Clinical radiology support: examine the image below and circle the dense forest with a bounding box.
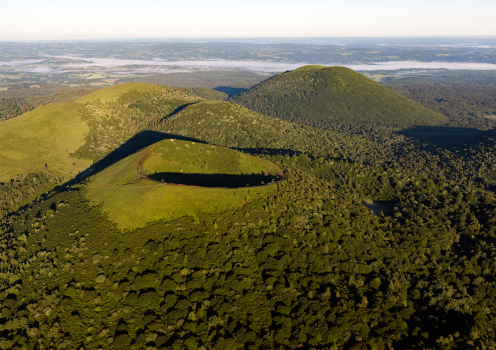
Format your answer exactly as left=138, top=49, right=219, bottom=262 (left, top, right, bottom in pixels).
left=1, top=149, right=496, bottom=349
left=385, top=83, right=496, bottom=129
left=230, top=66, right=448, bottom=129
left=0, top=67, right=495, bottom=349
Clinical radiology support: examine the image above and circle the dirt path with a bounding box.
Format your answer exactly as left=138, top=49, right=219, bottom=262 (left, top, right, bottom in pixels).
left=136, top=143, right=157, bottom=179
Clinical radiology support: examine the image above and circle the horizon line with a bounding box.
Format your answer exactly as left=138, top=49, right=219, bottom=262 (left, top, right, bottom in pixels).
left=2, top=36, right=496, bottom=44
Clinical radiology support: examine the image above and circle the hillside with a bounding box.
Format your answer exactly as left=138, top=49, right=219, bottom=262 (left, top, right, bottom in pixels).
left=384, top=82, right=496, bottom=129
left=158, top=100, right=382, bottom=160
left=230, top=66, right=449, bottom=128
left=82, top=139, right=282, bottom=229
left=0, top=86, right=97, bottom=122
left=69, top=84, right=200, bottom=164
left=1, top=142, right=496, bottom=349
left=73, top=82, right=174, bottom=104
left=0, top=82, right=202, bottom=212
left=157, top=100, right=496, bottom=190
left=1, top=80, right=496, bottom=349
left=181, top=87, right=229, bottom=101
left=0, top=102, right=92, bottom=181
left=0, top=82, right=200, bottom=183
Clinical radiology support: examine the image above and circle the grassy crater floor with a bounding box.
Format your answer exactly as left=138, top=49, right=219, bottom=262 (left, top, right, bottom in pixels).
left=140, top=139, right=284, bottom=187
left=83, top=139, right=284, bottom=230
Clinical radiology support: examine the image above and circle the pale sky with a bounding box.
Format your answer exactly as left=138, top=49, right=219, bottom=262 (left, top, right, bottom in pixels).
left=1, top=0, right=495, bottom=40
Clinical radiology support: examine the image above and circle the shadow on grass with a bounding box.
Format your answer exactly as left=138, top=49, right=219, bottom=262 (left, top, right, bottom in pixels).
left=59, top=131, right=206, bottom=189
left=91, top=131, right=204, bottom=171
left=57, top=129, right=302, bottom=193
left=146, top=172, right=282, bottom=188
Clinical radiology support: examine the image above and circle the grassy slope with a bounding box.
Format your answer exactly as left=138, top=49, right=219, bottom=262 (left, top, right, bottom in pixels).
left=83, top=140, right=278, bottom=230
left=0, top=82, right=202, bottom=183
left=0, top=86, right=97, bottom=122
left=0, top=82, right=205, bottom=218
left=142, top=139, right=279, bottom=176
left=74, top=82, right=168, bottom=104
left=0, top=102, right=92, bottom=181
left=86, top=147, right=148, bottom=187
left=70, top=85, right=201, bottom=164
left=230, top=66, right=449, bottom=128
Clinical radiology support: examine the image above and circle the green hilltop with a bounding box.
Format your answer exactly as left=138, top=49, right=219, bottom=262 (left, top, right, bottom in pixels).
left=288, top=64, right=327, bottom=73
left=230, top=66, right=449, bottom=128
left=82, top=139, right=281, bottom=230
left=74, top=82, right=172, bottom=104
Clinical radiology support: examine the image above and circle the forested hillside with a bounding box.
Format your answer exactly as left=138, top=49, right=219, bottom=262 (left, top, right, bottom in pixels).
left=1, top=146, right=496, bottom=349
left=0, top=73, right=495, bottom=349
left=385, top=83, right=496, bottom=129
left=230, top=66, right=448, bottom=129
left=181, top=88, right=229, bottom=101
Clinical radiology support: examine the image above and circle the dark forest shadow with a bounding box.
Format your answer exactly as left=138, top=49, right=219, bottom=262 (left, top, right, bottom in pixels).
left=146, top=172, right=282, bottom=188
left=91, top=131, right=205, bottom=171
left=361, top=200, right=392, bottom=216
left=394, top=305, right=475, bottom=349
left=160, top=103, right=196, bottom=121
left=233, top=147, right=303, bottom=158
left=213, top=86, right=248, bottom=97
left=397, top=125, right=492, bottom=149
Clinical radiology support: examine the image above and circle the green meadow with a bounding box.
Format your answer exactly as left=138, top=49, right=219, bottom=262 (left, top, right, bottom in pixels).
left=0, top=102, right=91, bottom=181
left=83, top=139, right=281, bottom=230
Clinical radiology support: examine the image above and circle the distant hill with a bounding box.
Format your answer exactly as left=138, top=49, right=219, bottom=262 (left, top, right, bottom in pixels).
left=230, top=66, right=449, bottom=128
